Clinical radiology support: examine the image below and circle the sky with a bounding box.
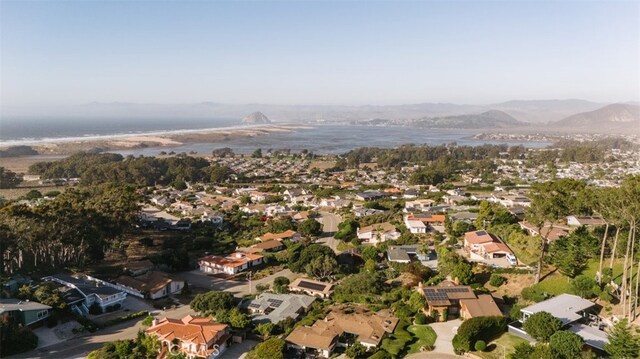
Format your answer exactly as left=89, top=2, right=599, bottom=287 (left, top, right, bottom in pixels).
left=1, top=0, right=639, bottom=107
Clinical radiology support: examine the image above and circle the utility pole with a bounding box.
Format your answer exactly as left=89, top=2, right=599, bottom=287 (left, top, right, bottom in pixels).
left=248, top=272, right=252, bottom=295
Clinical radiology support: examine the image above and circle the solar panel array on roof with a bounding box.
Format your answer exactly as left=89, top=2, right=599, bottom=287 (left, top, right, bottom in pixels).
left=476, top=230, right=487, bottom=236
left=297, top=280, right=327, bottom=292
left=440, top=287, right=469, bottom=293
left=249, top=303, right=261, bottom=309
left=267, top=299, right=284, bottom=308
left=424, top=292, right=449, bottom=301
left=425, top=288, right=435, bottom=293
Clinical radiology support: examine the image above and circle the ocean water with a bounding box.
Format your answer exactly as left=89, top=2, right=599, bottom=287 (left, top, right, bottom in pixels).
left=117, top=125, right=551, bottom=156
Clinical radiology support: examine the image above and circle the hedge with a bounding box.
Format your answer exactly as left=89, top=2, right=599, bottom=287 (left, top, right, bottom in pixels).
left=452, top=316, right=507, bottom=354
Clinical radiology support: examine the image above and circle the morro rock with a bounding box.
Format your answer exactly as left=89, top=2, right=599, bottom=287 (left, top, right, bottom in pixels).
left=242, top=111, right=272, bottom=124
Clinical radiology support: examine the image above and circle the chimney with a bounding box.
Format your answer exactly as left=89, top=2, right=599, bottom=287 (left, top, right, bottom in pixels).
left=151, top=319, right=158, bottom=327
left=417, top=281, right=423, bottom=291
left=454, top=277, right=460, bottom=285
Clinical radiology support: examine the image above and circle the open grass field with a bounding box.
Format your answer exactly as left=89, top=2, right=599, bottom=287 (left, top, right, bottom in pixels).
left=475, top=333, right=530, bottom=359
left=536, top=259, right=626, bottom=296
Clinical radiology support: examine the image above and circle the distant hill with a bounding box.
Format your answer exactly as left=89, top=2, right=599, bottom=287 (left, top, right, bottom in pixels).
left=552, top=103, right=640, bottom=132
left=242, top=111, right=272, bottom=124
left=491, top=99, right=604, bottom=123
left=411, top=110, right=526, bottom=129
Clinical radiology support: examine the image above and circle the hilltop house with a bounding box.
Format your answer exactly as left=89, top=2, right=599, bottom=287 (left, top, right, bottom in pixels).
left=0, top=299, right=51, bottom=328
left=146, top=315, right=232, bottom=358
left=198, top=252, right=264, bottom=275
left=43, top=273, right=127, bottom=316
left=113, top=271, right=184, bottom=300
left=241, top=293, right=316, bottom=324
left=419, top=281, right=502, bottom=322
left=509, top=294, right=608, bottom=351
left=289, top=278, right=334, bottom=298
left=463, top=230, right=517, bottom=267
left=256, top=230, right=302, bottom=242
left=357, top=222, right=400, bottom=244
left=285, top=306, right=399, bottom=358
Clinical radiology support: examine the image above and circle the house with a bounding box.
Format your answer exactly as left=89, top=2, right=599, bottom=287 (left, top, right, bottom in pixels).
left=139, top=206, right=181, bottom=227
left=509, top=294, right=608, bottom=351
left=355, top=191, right=386, bottom=201
left=464, top=230, right=517, bottom=267
left=241, top=293, right=316, bottom=324
left=251, top=240, right=285, bottom=253
left=124, top=259, right=155, bottom=276
left=459, top=294, right=503, bottom=320
left=285, top=306, right=399, bottom=358
left=113, top=271, right=184, bottom=300
left=198, top=252, right=264, bottom=275
left=357, top=222, right=400, bottom=244
left=146, top=315, right=232, bottom=358
left=43, top=273, right=127, bottom=316
left=289, top=278, right=334, bottom=298
left=404, top=216, right=427, bottom=234
left=404, top=198, right=435, bottom=212
left=449, top=212, right=478, bottom=223
left=407, top=213, right=446, bottom=226
left=519, top=221, right=570, bottom=242
left=386, top=245, right=438, bottom=270
left=566, top=216, right=606, bottom=227
left=0, top=299, right=51, bottom=328
left=419, top=281, right=477, bottom=321
left=256, top=230, right=302, bottom=242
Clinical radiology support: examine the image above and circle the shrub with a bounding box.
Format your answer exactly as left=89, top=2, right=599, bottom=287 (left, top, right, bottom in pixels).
left=452, top=316, right=506, bottom=354
left=521, top=285, right=547, bottom=302
left=415, top=312, right=427, bottom=325
left=89, top=303, right=103, bottom=315
left=522, top=311, right=562, bottom=342
left=489, top=274, right=506, bottom=287
left=474, top=340, right=487, bottom=352
left=550, top=331, right=584, bottom=359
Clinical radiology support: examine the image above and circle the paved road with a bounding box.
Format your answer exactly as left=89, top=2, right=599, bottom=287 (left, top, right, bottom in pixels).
left=316, top=211, right=342, bottom=254
left=181, top=268, right=299, bottom=296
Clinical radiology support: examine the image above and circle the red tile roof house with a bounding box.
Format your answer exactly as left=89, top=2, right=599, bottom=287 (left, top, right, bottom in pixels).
left=198, top=252, right=264, bottom=275
left=146, top=315, right=232, bottom=358
left=463, top=230, right=517, bottom=267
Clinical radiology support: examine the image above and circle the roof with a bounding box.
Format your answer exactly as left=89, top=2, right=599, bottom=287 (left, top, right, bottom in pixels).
left=199, top=252, right=264, bottom=268
left=568, top=323, right=609, bottom=350
left=521, top=294, right=596, bottom=325
left=460, top=295, right=503, bottom=318
left=252, top=240, right=285, bottom=251
left=405, top=219, right=427, bottom=229
left=422, top=285, right=476, bottom=307
left=124, top=259, right=154, bottom=272
left=387, top=247, right=411, bottom=262
left=0, top=299, right=51, bottom=313
left=241, top=293, right=316, bottom=324
left=146, top=316, right=229, bottom=349
left=286, top=307, right=398, bottom=349
left=464, top=230, right=495, bottom=244
left=258, top=230, right=299, bottom=241
left=482, top=242, right=513, bottom=254
left=408, top=214, right=446, bottom=223
left=519, top=221, right=570, bottom=242
left=116, top=271, right=180, bottom=294
left=289, top=277, right=334, bottom=295
left=568, top=216, right=606, bottom=226
left=44, top=273, right=123, bottom=299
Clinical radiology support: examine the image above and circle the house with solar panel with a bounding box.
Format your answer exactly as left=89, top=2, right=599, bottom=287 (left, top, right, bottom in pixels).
left=288, top=277, right=334, bottom=298
left=240, top=293, right=316, bottom=324
left=418, top=281, right=502, bottom=322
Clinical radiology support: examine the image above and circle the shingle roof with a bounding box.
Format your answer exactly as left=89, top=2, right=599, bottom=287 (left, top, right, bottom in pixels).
left=0, top=299, right=51, bottom=313
left=241, top=293, right=316, bottom=324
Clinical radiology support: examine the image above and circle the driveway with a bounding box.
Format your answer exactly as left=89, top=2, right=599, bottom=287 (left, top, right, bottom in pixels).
left=180, top=268, right=300, bottom=296
left=428, top=319, right=462, bottom=355
left=317, top=211, right=341, bottom=254
left=219, top=339, right=258, bottom=359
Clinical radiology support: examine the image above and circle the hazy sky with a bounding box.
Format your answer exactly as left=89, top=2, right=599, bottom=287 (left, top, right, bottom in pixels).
left=1, top=1, right=639, bottom=107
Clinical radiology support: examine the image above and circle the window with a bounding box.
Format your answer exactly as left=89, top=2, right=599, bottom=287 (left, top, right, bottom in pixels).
left=37, top=310, right=48, bottom=319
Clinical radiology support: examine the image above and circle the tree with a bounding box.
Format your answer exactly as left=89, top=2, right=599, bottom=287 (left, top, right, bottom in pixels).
left=298, top=218, right=322, bottom=237
left=530, top=343, right=555, bottom=359
left=255, top=322, right=274, bottom=337
left=228, top=307, right=250, bottom=329
left=408, top=291, right=427, bottom=312
left=474, top=340, right=487, bottom=352
left=273, top=276, right=290, bottom=293
left=550, top=331, right=584, bottom=359
left=548, top=227, right=598, bottom=278
left=0, top=317, right=38, bottom=356
left=190, top=291, right=234, bottom=315
left=305, top=255, right=338, bottom=280
left=605, top=319, right=640, bottom=359
left=571, top=275, right=597, bottom=298
left=345, top=342, right=367, bottom=358
left=335, top=218, right=359, bottom=241
left=522, top=312, right=562, bottom=342
left=364, top=259, right=376, bottom=273
left=252, top=148, right=263, bottom=158
left=252, top=337, right=285, bottom=359
left=0, top=167, right=22, bottom=189
left=510, top=343, right=534, bottom=359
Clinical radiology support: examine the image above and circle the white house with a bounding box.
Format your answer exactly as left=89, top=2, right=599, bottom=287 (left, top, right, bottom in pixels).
left=357, top=222, right=400, bottom=244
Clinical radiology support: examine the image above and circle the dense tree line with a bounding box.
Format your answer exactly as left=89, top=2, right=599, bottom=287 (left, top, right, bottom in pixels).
left=0, top=167, right=22, bottom=189
left=0, top=185, right=140, bottom=274
left=27, top=152, right=233, bottom=186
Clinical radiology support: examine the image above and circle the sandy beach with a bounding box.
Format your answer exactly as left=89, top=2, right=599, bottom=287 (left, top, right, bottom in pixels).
left=0, top=124, right=306, bottom=157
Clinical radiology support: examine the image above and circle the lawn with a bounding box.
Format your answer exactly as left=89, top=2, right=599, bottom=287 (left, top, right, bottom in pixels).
left=475, top=333, right=530, bottom=359
left=380, top=320, right=413, bottom=357
left=406, top=324, right=437, bottom=354
left=536, top=259, right=625, bottom=296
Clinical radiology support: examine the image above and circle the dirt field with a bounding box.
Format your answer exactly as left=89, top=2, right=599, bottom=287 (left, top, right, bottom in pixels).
left=0, top=155, right=64, bottom=173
